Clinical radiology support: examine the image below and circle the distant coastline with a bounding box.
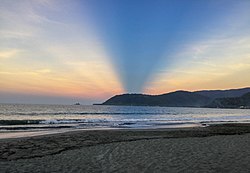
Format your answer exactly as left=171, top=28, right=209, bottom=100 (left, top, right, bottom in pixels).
left=98, top=87, right=250, bottom=109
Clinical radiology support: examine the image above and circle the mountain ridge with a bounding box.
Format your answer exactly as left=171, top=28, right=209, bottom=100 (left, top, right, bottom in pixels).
left=206, top=92, right=250, bottom=109
left=100, top=87, right=250, bottom=108
left=195, top=87, right=250, bottom=99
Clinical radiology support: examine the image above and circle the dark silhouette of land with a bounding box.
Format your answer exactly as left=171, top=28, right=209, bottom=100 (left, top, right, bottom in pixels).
left=207, top=92, right=250, bottom=108
left=100, top=87, right=250, bottom=108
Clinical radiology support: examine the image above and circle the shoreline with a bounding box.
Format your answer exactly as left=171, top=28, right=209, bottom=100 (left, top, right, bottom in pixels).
left=1, top=120, right=250, bottom=140
left=1, top=123, right=250, bottom=160
left=1, top=123, right=250, bottom=172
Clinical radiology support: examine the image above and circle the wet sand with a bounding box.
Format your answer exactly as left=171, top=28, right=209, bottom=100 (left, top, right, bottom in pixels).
left=1, top=123, right=250, bottom=172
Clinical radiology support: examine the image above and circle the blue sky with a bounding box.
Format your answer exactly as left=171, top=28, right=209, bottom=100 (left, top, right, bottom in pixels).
left=1, top=0, right=250, bottom=104
left=83, top=0, right=250, bottom=92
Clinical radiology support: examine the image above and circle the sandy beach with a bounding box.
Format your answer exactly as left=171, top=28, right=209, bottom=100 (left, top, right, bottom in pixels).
left=1, top=123, right=250, bottom=173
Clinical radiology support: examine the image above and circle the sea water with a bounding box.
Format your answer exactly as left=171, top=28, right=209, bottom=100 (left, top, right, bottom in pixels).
left=1, top=104, right=250, bottom=138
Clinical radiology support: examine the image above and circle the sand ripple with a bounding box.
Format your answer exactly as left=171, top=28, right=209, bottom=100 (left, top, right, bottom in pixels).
left=1, top=124, right=250, bottom=172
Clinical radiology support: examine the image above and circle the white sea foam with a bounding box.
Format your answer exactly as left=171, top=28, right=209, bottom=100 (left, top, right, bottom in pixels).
left=1, top=104, right=250, bottom=133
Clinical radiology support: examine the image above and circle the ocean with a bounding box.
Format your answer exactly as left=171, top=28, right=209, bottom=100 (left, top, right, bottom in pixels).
left=1, top=104, right=250, bottom=138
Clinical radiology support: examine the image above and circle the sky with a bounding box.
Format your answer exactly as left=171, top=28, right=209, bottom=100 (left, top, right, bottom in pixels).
left=1, top=0, right=250, bottom=104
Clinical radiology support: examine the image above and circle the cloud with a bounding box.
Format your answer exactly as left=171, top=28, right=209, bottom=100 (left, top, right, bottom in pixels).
left=0, top=0, right=123, bottom=102
left=0, top=49, right=21, bottom=59
left=146, top=33, right=250, bottom=94
left=1, top=0, right=250, bottom=104
left=36, top=68, right=51, bottom=74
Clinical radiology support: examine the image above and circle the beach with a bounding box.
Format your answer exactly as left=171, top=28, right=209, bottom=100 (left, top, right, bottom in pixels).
left=2, top=0, right=250, bottom=172
left=0, top=123, right=250, bottom=172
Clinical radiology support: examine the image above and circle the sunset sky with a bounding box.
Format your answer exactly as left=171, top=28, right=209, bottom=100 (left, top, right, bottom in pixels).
left=1, top=0, right=250, bottom=104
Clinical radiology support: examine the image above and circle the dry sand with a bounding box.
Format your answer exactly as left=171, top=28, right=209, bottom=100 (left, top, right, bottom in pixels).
left=1, top=124, right=250, bottom=173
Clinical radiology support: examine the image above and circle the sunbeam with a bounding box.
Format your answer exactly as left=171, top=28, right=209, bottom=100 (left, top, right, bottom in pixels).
left=1, top=0, right=250, bottom=104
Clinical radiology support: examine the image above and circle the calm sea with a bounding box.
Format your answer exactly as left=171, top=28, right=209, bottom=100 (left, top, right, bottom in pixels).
left=1, top=104, right=250, bottom=138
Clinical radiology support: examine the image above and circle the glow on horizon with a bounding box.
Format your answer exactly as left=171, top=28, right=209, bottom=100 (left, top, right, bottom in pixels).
left=0, top=0, right=123, bottom=103
left=145, top=29, right=250, bottom=94
left=1, top=0, right=250, bottom=104
left=144, top=0, right=250, bottom=94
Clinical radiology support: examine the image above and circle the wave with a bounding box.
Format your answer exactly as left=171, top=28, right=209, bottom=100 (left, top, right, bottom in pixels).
left=0, top=125, right=73, bottom=131
left=0, top=112, right=175, bottom=116
left=1, top=117, right=249, bottom=126
left=0, top=118, right=192, bottom=125
left=0, top=120, right=41, bottom=125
